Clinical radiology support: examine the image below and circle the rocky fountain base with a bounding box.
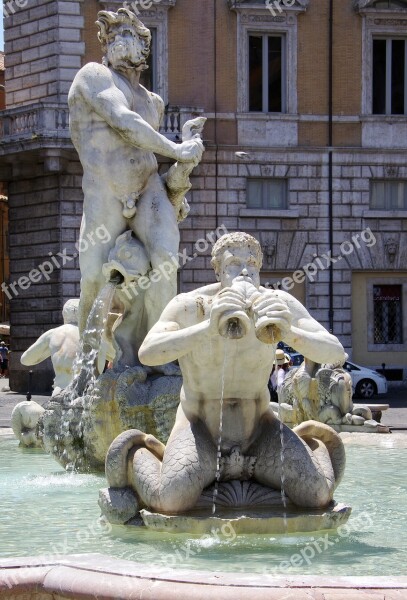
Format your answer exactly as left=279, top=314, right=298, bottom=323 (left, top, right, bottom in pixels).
left=39, top=366, right=181, bottom=471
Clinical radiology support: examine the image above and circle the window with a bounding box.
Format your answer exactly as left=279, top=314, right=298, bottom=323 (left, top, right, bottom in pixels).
left=249, top=34, right=285, bottom=113
left=372, top=1, right=407, bottom=7
left=373, top=284, right=403, bottom=343
left=370, top=180, right=407, bottom=209
left=232, top=2, right=307, bottom=116
left=246, top=178, right=287, bottom=209
left=140, top=28, right=157, bottom=92
left=373, top=37, right=407, bottom=114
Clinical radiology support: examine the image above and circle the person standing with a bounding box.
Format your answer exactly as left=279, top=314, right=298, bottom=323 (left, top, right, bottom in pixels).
left=0, top=341, right=9, bottom=378
left=269, top=349, right=290, bottom=392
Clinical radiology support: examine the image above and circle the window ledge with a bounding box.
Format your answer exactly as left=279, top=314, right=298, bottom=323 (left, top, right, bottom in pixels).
left=237, top=113, right=298, bottom=121
left=228, top=0, right=308, bottom=11
left=368, top=344, right=407, bottom=352
left=355, top=5, right=407, bottom=16
left=363, top=210, right=407, bottom=218
left=361, top=115, right=407, bottom=123
left=240, top=208, right=299, bottom=218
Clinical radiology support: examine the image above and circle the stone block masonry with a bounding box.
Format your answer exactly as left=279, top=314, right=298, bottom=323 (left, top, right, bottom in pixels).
left=7, top=158, right=83, bottom=393
left=4, top=142, right=406, bottom=390
left=181, top=149, right=407, bottom=360
left=4, top=0, right=85, bottom=108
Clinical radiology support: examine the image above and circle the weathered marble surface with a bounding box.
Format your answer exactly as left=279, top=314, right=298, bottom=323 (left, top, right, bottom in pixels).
left=276, top=360, right=383, bottom=432
left=11, top=400, right=45, bottom=447
left=140, top=502, right=352, bottom=535
left=35, top=7, right=206, bottom=471
left=41, top=366, right=181, bottom=471
left=101, top=232, right=348, bottom=524
left=21, top=300, right=80, bottom=397
left=68, top=7, right=205, bottom=368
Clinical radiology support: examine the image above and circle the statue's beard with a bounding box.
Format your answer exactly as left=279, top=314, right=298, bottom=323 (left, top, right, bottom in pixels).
left=108, top=43, right=146, bottom=71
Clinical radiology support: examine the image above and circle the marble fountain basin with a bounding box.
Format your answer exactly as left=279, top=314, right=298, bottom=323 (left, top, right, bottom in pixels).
left=1, top=432, right=407, bottom=599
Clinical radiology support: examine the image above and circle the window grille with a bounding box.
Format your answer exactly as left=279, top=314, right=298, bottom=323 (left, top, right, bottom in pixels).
left=373, top=284, right=403, bottom=343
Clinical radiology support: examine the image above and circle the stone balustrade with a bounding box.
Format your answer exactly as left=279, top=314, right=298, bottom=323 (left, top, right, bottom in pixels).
left=0, top=104, right=205, bottom=145
left=162, top=106, right=206, bottom=140
left=0, top=104, right=70, bottom=141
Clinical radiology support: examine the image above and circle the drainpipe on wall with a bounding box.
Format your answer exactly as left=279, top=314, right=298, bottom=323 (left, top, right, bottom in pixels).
left=214, top=0, right=219, bottom=228
left=328, top=0, right=334, bottom=333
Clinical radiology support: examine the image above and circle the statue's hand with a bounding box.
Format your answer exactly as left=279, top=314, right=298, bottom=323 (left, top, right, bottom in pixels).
left=208, top=287, right=247, bottom=336
left=252, top=293, right=292, bottom=338
left=175, top=138, right=205, bottom=165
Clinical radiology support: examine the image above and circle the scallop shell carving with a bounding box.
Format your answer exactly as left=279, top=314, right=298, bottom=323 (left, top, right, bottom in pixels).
left=195, top=480, right=290, bottom=509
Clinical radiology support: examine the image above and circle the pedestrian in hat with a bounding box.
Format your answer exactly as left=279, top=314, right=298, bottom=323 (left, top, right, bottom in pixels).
left=269, top=349, right=290, bottom=396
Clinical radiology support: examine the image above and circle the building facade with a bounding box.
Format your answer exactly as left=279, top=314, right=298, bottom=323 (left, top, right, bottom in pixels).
left=0, top=0, right=406, bottom=391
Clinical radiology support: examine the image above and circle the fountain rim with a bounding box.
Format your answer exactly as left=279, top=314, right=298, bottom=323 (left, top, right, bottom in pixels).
left=1, top=554, right=407, bottom=599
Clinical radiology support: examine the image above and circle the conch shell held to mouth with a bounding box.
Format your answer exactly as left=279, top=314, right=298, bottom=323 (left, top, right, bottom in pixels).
left=218, top=279, right=281, bottom=343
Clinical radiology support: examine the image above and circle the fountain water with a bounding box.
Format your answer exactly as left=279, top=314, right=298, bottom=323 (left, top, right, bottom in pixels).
left=212, top=342, right=228, bottom=515
left=67, top=280, right=117, bottom=401
left=39, top=282, right=119, bottom=471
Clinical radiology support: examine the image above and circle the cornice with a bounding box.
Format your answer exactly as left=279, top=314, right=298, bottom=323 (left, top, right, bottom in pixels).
left=228, top=0, right=308, bottom=11
left=354, top=0, right=407, bottom=12
left=97, top=0, right=176, bottom=11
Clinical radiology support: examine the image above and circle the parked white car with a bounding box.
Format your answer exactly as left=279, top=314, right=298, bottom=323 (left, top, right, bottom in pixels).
left=343, top=360, right=388, bottom=399
left=287, top=353, right=388, bottom=400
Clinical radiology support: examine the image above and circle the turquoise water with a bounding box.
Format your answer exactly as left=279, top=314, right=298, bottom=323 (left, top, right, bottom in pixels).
left=1, top=435, right=406, bottom=576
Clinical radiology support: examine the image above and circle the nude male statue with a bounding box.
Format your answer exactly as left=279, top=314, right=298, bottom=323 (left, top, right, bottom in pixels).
left=107, top=233, right=347, bottom=514
left=21, top=300, right=80, bottom=397
left=68, top=8, right=204, bottom=335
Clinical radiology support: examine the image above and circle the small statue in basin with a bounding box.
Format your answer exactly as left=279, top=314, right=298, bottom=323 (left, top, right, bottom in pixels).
left=104, top=232, right=348, bottom=519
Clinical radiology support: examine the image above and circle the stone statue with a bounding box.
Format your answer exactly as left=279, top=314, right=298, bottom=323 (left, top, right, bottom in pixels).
left=21, top=300, right=80, bottom=397
left=11, top=400, right=45, bottom=447
left=102, top=232, right=347, bottom=519
left=39, top=8, right=205, bottom=469
left=68, top=7, right=205, bottom=352
left=276, top=358, right=380, bottom=431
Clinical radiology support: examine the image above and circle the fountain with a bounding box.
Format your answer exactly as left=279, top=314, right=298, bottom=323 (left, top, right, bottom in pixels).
left=99, top=232, right=351, bottom=534
left=3, top=6, right=407, bottom=599
left=9, top=5, right=355, bottom=533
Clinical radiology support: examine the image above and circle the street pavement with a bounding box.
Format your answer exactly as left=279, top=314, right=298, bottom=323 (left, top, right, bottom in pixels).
left=0, top=378, right=405, bottom=431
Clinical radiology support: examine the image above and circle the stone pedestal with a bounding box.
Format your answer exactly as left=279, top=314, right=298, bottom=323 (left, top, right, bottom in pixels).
left=140, top=502, right=352, bottom=535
